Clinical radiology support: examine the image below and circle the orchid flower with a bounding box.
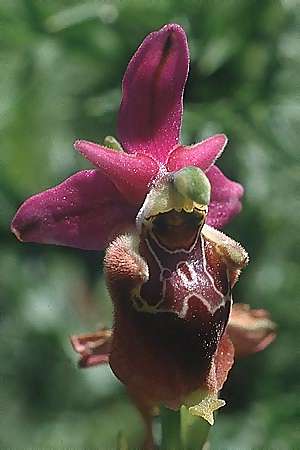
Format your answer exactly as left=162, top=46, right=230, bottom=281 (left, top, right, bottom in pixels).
left=71, top=167, right=275, bottom=448
left=11, top=24, right=275, bottom=450
left=11, top=24, right=243, bottom=250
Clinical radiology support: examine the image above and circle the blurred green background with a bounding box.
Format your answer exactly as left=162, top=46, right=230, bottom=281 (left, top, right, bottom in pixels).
left=1, top=0, right=299, bottom=448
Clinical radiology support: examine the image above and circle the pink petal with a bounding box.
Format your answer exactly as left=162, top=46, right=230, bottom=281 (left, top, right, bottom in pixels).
left=206, top=165, right=244, bottom=229
left=74, top=140, right=158, bottom=204
left=11, top=170, right=137, bottom=251
left=227, top=304, right=276, bottom=358
left=167, top=134, right=227, bottom=172
left=118, top=23, right=189, bottom=162
left=70, top=329, right=112, bottom=368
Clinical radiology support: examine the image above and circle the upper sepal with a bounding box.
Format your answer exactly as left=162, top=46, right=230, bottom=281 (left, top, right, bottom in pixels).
left=118, top=24, right=189, bottom=161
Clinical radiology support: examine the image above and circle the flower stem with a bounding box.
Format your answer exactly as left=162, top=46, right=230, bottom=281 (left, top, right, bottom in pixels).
left=160, top=405, right=210, bottom=450
left=180, top=406, right=210, bottom=450
left=160, top=406, right=183, bottom=450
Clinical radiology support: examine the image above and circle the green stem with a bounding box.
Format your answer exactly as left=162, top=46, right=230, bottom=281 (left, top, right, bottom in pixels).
left=160, top=406, right=210, bottom=450
left=160, top=406, right=183, bottom=450
left=180, top=406, right=210, bottom=450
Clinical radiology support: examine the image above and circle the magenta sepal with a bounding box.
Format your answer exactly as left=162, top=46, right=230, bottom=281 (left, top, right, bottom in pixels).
left=11, top=170, right=136, bottom=250
left=118, top=23, right=189, bottom=162
left=206, top=166, right=244, bottom=229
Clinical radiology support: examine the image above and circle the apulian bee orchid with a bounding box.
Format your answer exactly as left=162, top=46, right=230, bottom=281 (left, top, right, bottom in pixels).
left=107, top=166, right=246, bottom=424
left=11, top=22, right=276, bottom=444
left=72, top=166, right=275, bottom=429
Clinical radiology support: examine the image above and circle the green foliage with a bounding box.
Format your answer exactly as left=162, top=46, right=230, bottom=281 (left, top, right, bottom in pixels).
left=1, top=0, right=299, bottom=448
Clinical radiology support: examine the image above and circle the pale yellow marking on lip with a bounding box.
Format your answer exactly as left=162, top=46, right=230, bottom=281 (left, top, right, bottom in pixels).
left=144, top=204, right=208, bottom=222
left=185, top=391, right=225, bottom=425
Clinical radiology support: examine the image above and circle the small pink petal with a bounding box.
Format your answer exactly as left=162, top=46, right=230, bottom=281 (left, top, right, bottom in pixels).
left=74, top=140, right=158, bottom=204
left=167, top=134, right=227, bottom=172
left=206, top=165, right=244, bottom=229
left=118, top=23, right=189, bottom=162
left=228, top=304, right=276, bottom=358
left=11, top=170, right=137, bottom=251
left=70, top=329, right=112, bottom=368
